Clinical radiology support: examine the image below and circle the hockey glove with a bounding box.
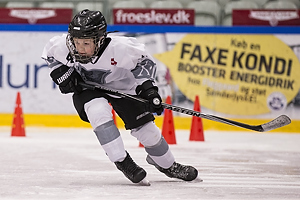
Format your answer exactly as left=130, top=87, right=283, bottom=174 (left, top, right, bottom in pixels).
left=50, top=65, right=83, bottom=94
left=136, top=80, right=164, bottom=115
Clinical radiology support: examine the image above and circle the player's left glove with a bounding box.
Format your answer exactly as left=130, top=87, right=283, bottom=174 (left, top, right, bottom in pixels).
left=136, top=80, right=164, bottom=115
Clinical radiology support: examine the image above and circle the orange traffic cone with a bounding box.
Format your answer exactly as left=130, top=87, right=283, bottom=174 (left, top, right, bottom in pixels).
left=11, top=92, right=26, bottom=137
left=112, top=107, right=117, bottom=127
left=139, top=142, right=144, bottom=148
left=189, top=95, right=204, bottom=141
left=162, top=96, right=176, bottom=144
left=109, top=103, right=117, bottom=127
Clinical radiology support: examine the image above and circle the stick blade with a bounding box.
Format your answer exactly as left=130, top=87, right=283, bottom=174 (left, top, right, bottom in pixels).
left=260, top=115, right=291, bottom=132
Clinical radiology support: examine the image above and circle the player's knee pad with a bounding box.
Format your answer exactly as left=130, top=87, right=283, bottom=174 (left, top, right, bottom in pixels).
left=84, top=98, right=112, bottom=129
left=130, top=121, right=161, bottom=147
left=94, top=120, right=126, bottom=162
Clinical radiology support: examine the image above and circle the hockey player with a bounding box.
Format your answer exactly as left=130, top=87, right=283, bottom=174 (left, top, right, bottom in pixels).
left=42, top=9, right=199, bottom=185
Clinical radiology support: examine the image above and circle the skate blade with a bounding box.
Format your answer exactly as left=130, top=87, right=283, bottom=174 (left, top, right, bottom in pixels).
left=191, top=176, right=203, bottom=183
left=137, top=178, right=151, bottom=186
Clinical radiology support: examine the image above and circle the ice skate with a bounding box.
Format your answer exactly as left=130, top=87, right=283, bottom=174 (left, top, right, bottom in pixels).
left=146, top=155, right=199, bottom=182
left=115, top=152, right=149, bottom=185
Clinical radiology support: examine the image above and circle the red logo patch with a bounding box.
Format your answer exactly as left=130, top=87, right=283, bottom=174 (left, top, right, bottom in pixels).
left=111, top=58, right=117, bottom=66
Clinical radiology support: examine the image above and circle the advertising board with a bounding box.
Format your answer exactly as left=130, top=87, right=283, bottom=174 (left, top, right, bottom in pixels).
left=0, top=25, right=299, bottom=131
left=113, top=8, right=194, bottom=25
left=0, top=8, right=72, bottom=24
left=232, top=9, right=300, bottom=26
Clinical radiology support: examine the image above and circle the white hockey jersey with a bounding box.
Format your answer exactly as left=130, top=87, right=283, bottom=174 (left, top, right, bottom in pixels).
left=42, top=34, right=157, bottom=95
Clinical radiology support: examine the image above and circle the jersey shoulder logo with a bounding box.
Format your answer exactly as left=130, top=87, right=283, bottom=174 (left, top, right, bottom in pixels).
left=111, top=58, right=117, bottom=66
left=131, top=55, right=156, bottom=79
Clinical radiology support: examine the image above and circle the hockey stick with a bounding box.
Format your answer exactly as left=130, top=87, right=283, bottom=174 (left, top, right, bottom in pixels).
left=79, top=82, right=291, bottom=132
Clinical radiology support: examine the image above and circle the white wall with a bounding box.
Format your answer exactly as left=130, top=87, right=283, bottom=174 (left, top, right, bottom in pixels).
left=0, top=32, right=76, bottom=114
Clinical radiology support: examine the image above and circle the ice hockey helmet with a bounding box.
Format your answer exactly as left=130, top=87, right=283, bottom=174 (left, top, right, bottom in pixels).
left=66, top=9, right=107, bottom=64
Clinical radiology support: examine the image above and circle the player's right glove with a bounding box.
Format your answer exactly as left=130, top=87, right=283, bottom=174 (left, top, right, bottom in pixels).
left=50, top=65, right=83, bottom=94
left=136, top=80, right=164, bottom=115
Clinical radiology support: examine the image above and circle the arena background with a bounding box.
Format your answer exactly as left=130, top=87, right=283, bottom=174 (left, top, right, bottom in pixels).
left=0, top=24, right=299, bottom=132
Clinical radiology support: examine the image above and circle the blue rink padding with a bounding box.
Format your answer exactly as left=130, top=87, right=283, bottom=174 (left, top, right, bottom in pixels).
left=1, top=24, right=300, bottom=34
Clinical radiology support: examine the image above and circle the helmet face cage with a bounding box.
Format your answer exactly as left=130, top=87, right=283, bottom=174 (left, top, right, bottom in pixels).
left=66, top=34, right=103, bottom=64
left=66, top=9, right=107, bottom=64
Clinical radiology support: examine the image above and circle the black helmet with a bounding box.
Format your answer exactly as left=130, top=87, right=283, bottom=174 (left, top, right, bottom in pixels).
left=66, top=9, right=107, bottom=64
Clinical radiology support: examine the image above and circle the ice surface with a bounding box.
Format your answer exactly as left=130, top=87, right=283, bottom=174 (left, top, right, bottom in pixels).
left=0, top=127, right=299, bottom=200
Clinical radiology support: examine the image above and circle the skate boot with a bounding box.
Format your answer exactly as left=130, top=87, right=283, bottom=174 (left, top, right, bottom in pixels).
left=146, top=155, right=198, bottom=181
left=115, top=152, right=147, bottom=184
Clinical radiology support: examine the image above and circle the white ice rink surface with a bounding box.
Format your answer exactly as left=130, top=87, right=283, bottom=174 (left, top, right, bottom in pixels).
left=0, top=126, right=299, bottom=200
